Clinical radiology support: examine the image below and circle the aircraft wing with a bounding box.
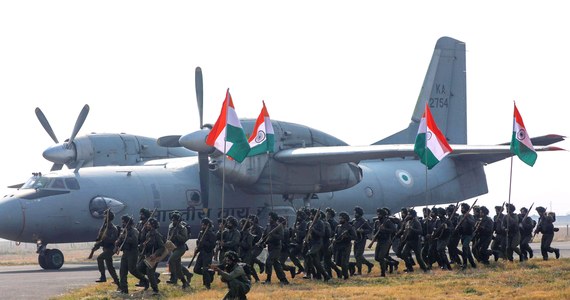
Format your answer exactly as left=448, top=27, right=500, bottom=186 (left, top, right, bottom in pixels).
left=273, top=144, right=565, bottom=165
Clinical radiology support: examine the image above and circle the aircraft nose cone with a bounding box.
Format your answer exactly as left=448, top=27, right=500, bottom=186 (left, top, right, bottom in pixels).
left=0, top=198, right=24, bottom=241
left=42, top=143, right=75, bottom=164
left=179, top=129, right=214, bottom=153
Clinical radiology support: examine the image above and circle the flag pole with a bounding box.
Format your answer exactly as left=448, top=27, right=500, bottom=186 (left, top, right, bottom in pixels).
left=425, top=150, right=428, bottom=209
left=267, top=151, right=274, bottom=211
left=424, top=102, right=429, bottom=209
left=221, top=90, right=230, bottom=221
left=506, top=101, right=517, bottom=255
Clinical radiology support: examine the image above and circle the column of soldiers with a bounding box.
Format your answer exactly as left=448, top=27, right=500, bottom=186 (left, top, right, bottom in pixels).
left=90, top=208, right=192, bottom=295
left=89, top=203, right=561, bottom=296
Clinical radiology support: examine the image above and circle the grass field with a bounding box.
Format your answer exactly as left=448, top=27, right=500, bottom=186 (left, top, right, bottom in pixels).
left=51, top=258, right=570, bottom=300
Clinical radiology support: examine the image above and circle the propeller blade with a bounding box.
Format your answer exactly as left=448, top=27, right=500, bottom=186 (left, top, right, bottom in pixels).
left=195, top=66, right=208, bottom=211
left=51, top=163, right=64, bottom=171
left=35, top=107, right=59, bottom=144
left=198, top=152, right=209, bottom=210
left=157, top=135, right=182, bottom=148
left=195, top=67, right=204, bottom=129
left=69, top=104, right=90, bottom=144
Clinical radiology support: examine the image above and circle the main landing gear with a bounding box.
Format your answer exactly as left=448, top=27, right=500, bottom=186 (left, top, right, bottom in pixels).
left=37, top=241, right=64, bottom=270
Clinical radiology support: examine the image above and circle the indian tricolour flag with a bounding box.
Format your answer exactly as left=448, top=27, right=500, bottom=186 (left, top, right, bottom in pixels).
left=247, top=100, right=275, bottom=156
left=414, top=103, right=453, bottom=169
left=205, top=89, right=250, bottom=163
left=510, top=103, right=537, bottom=166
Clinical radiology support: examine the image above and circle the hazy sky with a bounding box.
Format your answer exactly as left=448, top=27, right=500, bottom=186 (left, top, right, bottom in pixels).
left=1, top=1, right=568, bottom=215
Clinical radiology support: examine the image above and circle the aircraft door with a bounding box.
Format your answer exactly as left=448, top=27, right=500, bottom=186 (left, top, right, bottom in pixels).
left=120, top=135, right=141, bottom=164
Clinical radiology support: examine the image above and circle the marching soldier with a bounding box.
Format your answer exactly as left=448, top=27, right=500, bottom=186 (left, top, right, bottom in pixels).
left=446, top=205, right=463, bottom=266
left=333, top=211, right=356, bottom=279
left=433, top=208, right=452, bottom=270
left=238, top=218, right=260, bottom=282
left=136, top=208, right=152, bottom=241
left=400, top=209, right=428, bottom=273
left=534, top=206, right=560, bottom=260
left=491, top=205, right=506, bottom=261
left=304, top=208, right=331, bottom=281
left=502, top=204, right=522, bottom=262
left=94, top=210, right=120, bottom=285
left=220, top=216, right=241, bottom=261
left=248, top=215, right=266, bottom=274
left=384, top=208, right=400, bottom=273
left=352, top=206, right=374, bottom=275
left=166, top=211, right=192, bottom=288
left=135, top=208, right=154, bottom=287
left=278, top=216, right=297, bottom=279
left=457, top=203, right=477, bottom=269
left=473, top=206, right=494, bottom=264
left=193, top=218, right=217, bottom=289
left=471, top=206, right=481, bottom=261
left=519, top=207, right=536, bottom=260
left=423, top=207, right=439, bottom=269
left=371, top=208, right=396, bottom=277
left=289, top=209, right=307, bottom=276
left=260, top=212, right=289, bottom=285
left=137, top=218, right=165, bottom=295
left=116, top=215, right=147, bottom=294
left=324, top=208, right=342, bottom=278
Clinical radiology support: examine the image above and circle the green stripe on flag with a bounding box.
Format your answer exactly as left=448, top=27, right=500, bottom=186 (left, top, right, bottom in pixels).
left=510, top=132, right=537, bottom=166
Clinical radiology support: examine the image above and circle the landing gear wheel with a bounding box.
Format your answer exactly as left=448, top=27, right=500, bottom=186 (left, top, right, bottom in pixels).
left=38, top=254, right=48, bottom=269
left=44, top=249, right=64, bottom=269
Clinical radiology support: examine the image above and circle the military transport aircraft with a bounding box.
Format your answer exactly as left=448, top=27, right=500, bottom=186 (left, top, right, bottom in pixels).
left=0, top=37, right=564, bottom=270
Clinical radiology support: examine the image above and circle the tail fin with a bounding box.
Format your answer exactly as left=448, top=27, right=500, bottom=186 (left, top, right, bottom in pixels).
left=375, top=37, right=467, bottom=145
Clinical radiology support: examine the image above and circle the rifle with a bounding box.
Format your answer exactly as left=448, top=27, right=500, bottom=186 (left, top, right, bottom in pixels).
left=88, top=208, right=110, bottom=259
left=114, top=217, right=134, bottom=255
left=532, top=205, right=545, bottom=242
left=256, top=223, right=283, bottom=247
left=329, top=228, right=349, bottom=252
left=213, top=219, right=226, bottom=261
left=188, top=223, right=210, bottom=268
left=453, top=198, right=478, bottom=232
left=368, top=220, right=385, bottom=249
left=522, top=203, right=534, bottom=221
left=450, top=201, right=461, bottom=218
left=240, top=215, right=251, bottom=232
left=301, top=207, right=321, bottom=252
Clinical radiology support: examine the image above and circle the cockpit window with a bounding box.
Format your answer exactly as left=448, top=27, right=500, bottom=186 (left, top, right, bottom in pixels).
left=51, top=179, right=65, bottom=189
left=21, top=176, right=52, bottom=189
left=65, top=178, right=80, bottom=190
left=21, top=176, right=80, bottom=191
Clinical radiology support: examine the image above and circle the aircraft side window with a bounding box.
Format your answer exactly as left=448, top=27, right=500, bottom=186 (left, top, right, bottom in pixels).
left=89, top=196, right=126, bottom=218
left=65, top=178, right=80, bottom=190
left=186, top=190, right=201, bottom=207
left=89, top=197, right=108, bottom=218
left=51, top=179, right=65, bottom=189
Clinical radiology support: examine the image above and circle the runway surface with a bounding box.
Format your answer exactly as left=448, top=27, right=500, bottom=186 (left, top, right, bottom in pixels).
left=1, top=241, right=569, bottom=300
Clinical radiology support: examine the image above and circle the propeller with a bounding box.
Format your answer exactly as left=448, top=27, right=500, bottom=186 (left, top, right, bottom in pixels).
left=35, top=104, right=90, bottom=171
left=157, top=67, right=213, bottom=211
left=194, top=67, right=210, bottom=213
